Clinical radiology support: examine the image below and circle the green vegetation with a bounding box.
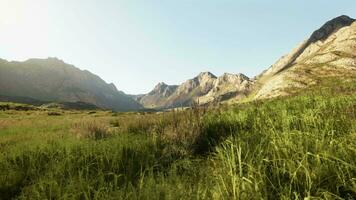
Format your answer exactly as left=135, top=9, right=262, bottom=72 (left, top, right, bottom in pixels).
left=0, top=79, right=355, bottom=199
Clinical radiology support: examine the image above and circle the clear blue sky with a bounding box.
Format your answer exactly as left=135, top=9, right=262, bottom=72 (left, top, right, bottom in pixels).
left=0, top=0, right=355, bottom=94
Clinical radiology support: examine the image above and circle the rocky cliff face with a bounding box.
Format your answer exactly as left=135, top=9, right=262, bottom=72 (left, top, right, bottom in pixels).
left=0, top=57, right=142, bottom=111
left=139, top=72, right=252, bottom=109
left=139, top=82, right=178, bottom=108
left=150, top=82, right=178, bottom=97
left=164, top=72, right=217, bottom=108
left=198, top=73, right=252, bottom=104
left=255, top=15, right=356, bottom=99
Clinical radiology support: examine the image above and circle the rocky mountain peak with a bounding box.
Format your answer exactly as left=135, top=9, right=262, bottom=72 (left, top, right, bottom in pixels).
left=140, top=70, right=253, bottom=108
left=259, top=15, right=356, bottom=77
left=149, top=82, right=177, bottom=97
left=215, top=73, right=251, bottom=88
left=197, top=71, right=217, bottom=79
left=220, top=73, right=249, bottom=82
left=193, top=71, right=216, bottom=88
left=309, top=15, right=355, bottom=43
left=255, top=15, right=356, bottom=99
left=154, top=82, right=167, bottom=89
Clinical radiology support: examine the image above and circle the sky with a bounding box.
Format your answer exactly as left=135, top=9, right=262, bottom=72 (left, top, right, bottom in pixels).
left=0, top=0, right=355, bottom=94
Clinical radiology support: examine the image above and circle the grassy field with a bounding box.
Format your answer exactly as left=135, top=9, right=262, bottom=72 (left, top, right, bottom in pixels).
left=0, top=79, right=355, bottom=200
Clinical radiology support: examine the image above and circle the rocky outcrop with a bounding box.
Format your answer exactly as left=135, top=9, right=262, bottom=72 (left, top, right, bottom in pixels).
left=139, top=82, right=178, bottom=108
left=198, top=73, right=252, bottom=104
left=0, top=57, right=142, bottom=111
left=139, top=72, right=252, bottom=109
left=255, top=15, right=356, bottom=99
left=150, top=82, right=178, bottom=97
left=163, top=72, right=217, bottom=108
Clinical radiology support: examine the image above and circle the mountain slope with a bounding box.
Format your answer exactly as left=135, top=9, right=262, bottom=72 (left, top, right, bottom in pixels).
left=164, top=72, right=217, bottom=108
left=198, top=73, right=252, bottom=104
left=140, top=72, right=252, bottom=109
left=139, top=82, right=178, bottom=108
left=254, top=15, right=356, bottom=99
left=0, top=57, right=142, bottom=111
left=138, top=15, right=356, bottom=109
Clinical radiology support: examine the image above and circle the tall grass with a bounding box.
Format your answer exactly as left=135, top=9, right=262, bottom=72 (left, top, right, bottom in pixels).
left=0, top=78, right=355, bottom=199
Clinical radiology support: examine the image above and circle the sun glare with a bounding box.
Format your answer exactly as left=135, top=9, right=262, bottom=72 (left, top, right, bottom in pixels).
left=0, top=0, right=49, bottom=61
left=0, top=0, right=25, bottom=26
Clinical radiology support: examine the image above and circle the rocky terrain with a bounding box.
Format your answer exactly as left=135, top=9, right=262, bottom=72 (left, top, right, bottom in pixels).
left=139, top=15, right=356, bottom=109
left=198, top=73, right=252, bottom=104
left=138, top=82, right=178, bottom=108
left=0, top=58, right=142, bottom=111
left=254, top=15, right=356, bottom=99
left=139, top=72, right=252, bottom=109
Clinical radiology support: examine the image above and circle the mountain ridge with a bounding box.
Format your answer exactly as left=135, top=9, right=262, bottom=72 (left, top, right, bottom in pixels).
left=138, top=71, right=252, bottom=109
left=259, top=15, right=355, bottom=78
left=1, top=15, right=355, bottom=111
left=0, top=57, right=142, bottom=111
left=254, top=15, right=356, bottom=99
left=138, top=15, right=356, bottom=109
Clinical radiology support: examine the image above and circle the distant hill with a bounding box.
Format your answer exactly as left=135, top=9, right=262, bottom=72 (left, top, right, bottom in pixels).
left=0, top=57, right=142, bottom=111
left=139, top=72, right=252, bottom=109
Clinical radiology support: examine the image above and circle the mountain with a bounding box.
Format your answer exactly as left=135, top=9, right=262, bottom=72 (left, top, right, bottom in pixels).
left=2, top=15, right=355, bottom=111
left=139, top=72, right=252, bottom=109
left=165, top=72, right=217, bottom=107
left=138, top=15, right=356, bottom=109
left=138, top=82, right=179, bottom=108
left=198, top=73, right=252, bottom=104
left=254, top=15, right=356, bottom=99
left=0, top=57, right=142, bottom=111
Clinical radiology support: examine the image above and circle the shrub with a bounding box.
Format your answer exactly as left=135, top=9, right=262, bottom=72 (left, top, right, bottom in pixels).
left=72, top=121, right=111, bottom=140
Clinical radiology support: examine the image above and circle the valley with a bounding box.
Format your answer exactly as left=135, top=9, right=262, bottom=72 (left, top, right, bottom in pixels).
left=0, top=14, right=355, bottom=199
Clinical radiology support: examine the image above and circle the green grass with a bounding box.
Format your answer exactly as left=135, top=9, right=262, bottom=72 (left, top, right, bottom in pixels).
left=0, top=78, right=355, bottom=199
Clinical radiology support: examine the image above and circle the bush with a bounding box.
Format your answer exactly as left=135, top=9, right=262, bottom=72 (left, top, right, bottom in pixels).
left=72, top=121, right=112, bottom=140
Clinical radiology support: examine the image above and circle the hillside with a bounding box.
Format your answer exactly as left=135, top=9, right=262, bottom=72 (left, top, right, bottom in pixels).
left=138, top=15, right=356, bottom=109
left=139, top=82, right=179, bottom=108
left=254, top=15, right=356, bottom=99
left=0, top=57, right=142, bottom=111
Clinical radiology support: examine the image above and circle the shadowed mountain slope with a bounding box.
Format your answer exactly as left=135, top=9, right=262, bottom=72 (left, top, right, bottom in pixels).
left=0, top=57, right=142, bottom=111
